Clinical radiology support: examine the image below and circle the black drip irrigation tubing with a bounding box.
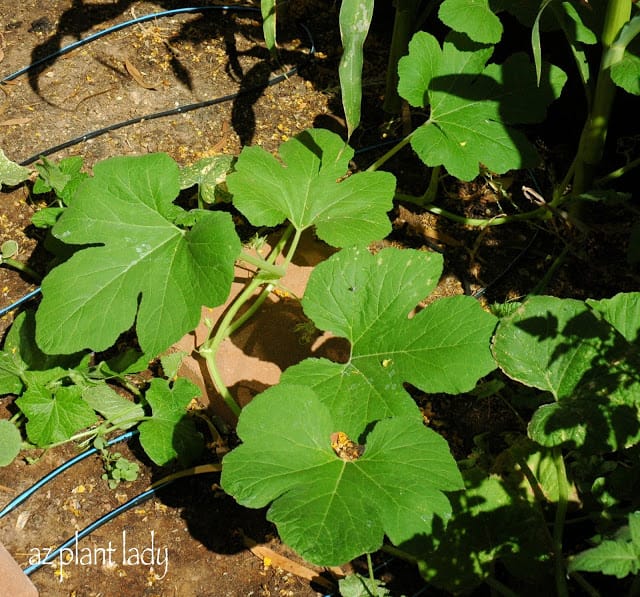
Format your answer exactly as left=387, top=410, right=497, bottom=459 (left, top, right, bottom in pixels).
left=2, top=5, right=316, bottom=167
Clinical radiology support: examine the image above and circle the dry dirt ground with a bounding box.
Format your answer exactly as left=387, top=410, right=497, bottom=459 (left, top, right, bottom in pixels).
left=1, top=1, right=639, bottom=596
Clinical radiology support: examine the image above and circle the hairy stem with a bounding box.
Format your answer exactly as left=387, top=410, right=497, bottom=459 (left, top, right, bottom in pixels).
left=395, top=192, right=549, bottom=226
left=200, top=225, right=297, bottom=417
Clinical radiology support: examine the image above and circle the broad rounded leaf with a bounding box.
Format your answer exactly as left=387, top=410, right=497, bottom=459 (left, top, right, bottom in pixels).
left=438, top=0, right=503, bottom=44
left=494, top=295, right=640, bottom=451
left=35, top=153, right=241, bottom=356
left=227, top=128, right=395, bottom=247
left=416, top=467, right=549, bottom=593
left=493, top=296, right=607, bottom=399
left=398, top=32, right=565, bottom=180
left=282, top=247, right=497, bottom=438
left=221, top=385, right=464, bottom=566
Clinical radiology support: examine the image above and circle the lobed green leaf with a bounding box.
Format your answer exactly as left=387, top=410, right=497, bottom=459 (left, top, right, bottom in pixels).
left=493, top=295, right=640, bottom=452
left=228, top=129, right=395, bottom=247
left=397, top=31, right=565, bottom=180
left=438, top=0, right=503, bottom=44
left=16, top=385, right=97, bottom=447
left=281, top=247, right=497, bottom=438
left=35, top=153, right=241, bottom=357
left=138, top=378, right=203, bottom=466
left=222, top=385, right=463, bottom=566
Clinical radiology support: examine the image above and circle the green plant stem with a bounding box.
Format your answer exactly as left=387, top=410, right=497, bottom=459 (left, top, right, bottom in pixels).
left=1, top=258, right=42, bottom=283
left=595, top=153, right=640, bottom=186
left=149, top=462, right=221, bottom=489
left=421, top=166, right=440, bottom=205
left=569, top=571, right=601, bottom=597
left=573, top=0, right=631, bottom=194
left=200, top=224, right=298, bottom=417
left=383, top=0, right=418, bottom=115
left=42, top=420, right=151, bottom=450
left=366, top=552, right=375, bottom=588
left=551, top=446, right=569, bottom=597
left=380, top=544, right=418, bottom=564
left=395, top=192, right=549, bottom=226
left=529, top=244, right=570, bottom=295
left=237, top=250, right=286, bottom=278
left=367, top=134, right=413, bottom=172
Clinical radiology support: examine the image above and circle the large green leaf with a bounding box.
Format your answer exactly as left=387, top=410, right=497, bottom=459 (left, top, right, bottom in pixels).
left=397, top=32, right=566, bottom=180
left=227, top=128, right=395, bottom=247
left=221, top=384, right=464, bottom=566
left=493, top=295, right=640, bottom=451
left=138, top=378, right=203, bottom=466
left=15, top=385, right=97, bottom=447
left=35, top=153, right=241, bottom=356
left=414, top=467, right=551, bottom=592
left=439, top=0, right=503, bottom=44
left=281, top=247, right=497, bottom=439
left=338, top=0, right=374, bottom=139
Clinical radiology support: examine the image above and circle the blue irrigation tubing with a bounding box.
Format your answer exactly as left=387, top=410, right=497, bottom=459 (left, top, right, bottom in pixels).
left=0, top=429, right=138, bottom=520
left=22, top=464, right=221, bottom=576
left=22, top=477, right=173, bottom=576
left=0, top=287, right=41, bottom=317
left=1, top=5, right=262, bottom=84
left=0, top=4, right=315, bottom=165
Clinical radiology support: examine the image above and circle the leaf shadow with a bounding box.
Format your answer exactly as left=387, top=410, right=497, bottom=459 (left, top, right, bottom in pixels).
left=512, top=307, right=640, bottom=453
left=23, top=1, right=314, bottom=147
left=398, top=469, right=553, bottom=594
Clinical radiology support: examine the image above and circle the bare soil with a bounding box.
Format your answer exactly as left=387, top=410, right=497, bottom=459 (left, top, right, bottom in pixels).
left=1, top=1, right=639, bottom=596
